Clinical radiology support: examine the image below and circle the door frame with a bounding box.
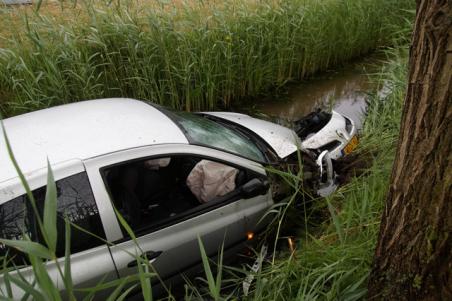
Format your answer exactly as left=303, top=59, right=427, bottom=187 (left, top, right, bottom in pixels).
left=84, top=143, right=267, bottom=242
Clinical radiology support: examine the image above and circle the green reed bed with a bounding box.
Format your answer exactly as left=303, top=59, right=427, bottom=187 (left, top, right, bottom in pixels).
left=0, top=0, right=413, bottom=116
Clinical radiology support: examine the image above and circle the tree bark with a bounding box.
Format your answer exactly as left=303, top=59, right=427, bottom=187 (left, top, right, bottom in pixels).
left=367, top=0, right=452, bottom=300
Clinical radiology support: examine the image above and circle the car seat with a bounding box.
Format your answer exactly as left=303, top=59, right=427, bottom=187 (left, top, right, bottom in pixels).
left=118, top=165, right=141, bottom=228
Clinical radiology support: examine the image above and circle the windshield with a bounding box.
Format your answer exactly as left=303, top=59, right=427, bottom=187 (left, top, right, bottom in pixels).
left=170, top=112, right=265, bottom=162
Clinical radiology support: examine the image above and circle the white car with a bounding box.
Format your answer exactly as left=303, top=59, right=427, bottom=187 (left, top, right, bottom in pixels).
left=0, top=98, right=357, bottom=298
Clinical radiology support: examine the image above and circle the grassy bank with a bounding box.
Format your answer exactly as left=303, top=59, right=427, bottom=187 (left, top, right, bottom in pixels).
left=0, top=0, right=413, bottom=116
left=234, top=48, right=408, bottom=300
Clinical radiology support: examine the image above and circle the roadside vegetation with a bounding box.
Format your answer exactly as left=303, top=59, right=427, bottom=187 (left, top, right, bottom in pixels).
left=0, top=0, right=413, bottom=116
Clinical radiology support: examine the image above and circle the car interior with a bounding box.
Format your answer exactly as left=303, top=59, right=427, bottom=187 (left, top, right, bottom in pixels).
left=102, top=155, right=252, bottom=235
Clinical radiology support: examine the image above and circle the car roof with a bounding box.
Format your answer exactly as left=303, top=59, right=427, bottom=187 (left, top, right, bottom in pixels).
left=0, top=98, right=188, bottom=184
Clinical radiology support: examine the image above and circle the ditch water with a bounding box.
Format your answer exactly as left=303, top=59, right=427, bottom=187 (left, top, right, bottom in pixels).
left=246, top=54, right=386, bottom=130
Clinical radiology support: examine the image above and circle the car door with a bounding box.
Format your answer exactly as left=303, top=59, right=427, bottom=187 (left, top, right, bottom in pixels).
left=84, top=144, right=272, bottom=291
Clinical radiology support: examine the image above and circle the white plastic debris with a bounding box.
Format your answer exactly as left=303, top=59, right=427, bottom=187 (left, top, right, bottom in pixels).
left=243, top=244, right=268, bottom=296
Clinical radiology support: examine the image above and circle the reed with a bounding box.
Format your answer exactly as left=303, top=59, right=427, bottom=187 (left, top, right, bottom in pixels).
left=0, top=0, right=413, bottom=116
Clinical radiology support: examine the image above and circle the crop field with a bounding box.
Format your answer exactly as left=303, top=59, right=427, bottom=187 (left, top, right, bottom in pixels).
left=0, top=0, right=413, bottom=117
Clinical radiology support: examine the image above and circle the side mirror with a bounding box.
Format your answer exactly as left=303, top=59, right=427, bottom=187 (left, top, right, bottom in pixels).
left=240, top=178, right=269, bottom=199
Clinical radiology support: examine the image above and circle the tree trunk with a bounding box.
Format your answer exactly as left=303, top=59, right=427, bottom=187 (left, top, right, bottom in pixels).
left=367, top=0, right=452, bottom=300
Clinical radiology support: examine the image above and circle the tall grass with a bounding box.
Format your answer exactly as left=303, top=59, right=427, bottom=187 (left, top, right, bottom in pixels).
left=0, top=0, right=413, bottom=116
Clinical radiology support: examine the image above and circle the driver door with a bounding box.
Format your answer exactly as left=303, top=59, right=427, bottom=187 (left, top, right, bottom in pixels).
left=84, top=144, right=271, bottom=293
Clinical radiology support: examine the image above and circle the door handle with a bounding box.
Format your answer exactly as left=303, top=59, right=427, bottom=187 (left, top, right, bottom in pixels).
left=127, top=250, right=163, bottom=268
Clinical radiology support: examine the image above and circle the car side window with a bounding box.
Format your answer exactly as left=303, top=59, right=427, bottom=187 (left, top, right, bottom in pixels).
left=0, top=172, right=106, bottom=266
left=102, top=155, right=254, bottom=236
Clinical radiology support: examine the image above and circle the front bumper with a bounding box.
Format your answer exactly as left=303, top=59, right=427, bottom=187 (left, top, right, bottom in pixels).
left=315, top=150, right=337, bottom=197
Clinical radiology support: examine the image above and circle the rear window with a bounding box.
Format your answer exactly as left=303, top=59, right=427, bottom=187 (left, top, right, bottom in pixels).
left=170, top=112, right=265, bottom=162
left=0, top=172, right=105, bottom=266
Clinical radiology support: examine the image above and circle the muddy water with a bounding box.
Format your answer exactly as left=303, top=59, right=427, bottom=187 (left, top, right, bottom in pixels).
left=254, top=56, right=384, bottom=129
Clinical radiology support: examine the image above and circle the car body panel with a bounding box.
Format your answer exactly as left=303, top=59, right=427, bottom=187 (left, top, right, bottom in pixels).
left=1, top=142, right=271, bottom=299
left=1, top=242, right=117, bottom=300
left=204, top=110, right=357, bottom=161
left=0, top=159, right=85, bottom=204
left=0, top=98, right=188, bottom=184
left=301, top=111, right=357, bottom=159
left=202, top=112, right=302, bottom=159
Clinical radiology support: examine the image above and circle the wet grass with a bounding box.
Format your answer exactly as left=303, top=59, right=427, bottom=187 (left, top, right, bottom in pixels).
left=0, top=0, right=413, bottom=116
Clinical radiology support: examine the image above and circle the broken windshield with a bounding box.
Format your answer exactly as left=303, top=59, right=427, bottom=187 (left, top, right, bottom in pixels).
left=170, top=112, right=265, bottom=162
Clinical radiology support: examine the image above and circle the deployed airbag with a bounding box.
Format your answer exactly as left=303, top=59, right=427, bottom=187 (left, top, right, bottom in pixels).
left=186, top=160, right=238, bottom=203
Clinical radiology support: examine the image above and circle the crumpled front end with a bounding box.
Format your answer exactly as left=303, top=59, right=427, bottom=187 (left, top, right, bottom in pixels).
left=203, top=110, right=357, bottom=197
left=299, top=110, right=357, bottom=160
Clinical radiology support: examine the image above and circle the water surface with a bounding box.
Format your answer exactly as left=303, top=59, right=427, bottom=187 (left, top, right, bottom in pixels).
left=252, top=56, right=384, bottom=129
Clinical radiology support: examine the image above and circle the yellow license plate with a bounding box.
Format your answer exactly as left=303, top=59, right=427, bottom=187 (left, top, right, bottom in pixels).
left=343, top=135, right=359, bottom=155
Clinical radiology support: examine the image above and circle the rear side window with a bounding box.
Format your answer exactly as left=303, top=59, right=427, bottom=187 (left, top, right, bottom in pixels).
left=0, top=172, right=106, bottom=266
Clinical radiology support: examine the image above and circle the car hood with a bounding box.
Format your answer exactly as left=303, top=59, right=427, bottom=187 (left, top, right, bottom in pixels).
left=300, top=111, right=348, bottom=150
left=202, top=112, right=301, bottom=159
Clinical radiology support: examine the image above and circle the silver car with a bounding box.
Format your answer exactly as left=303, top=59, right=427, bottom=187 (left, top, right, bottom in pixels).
left=0, top=98, right=357, bottom=298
